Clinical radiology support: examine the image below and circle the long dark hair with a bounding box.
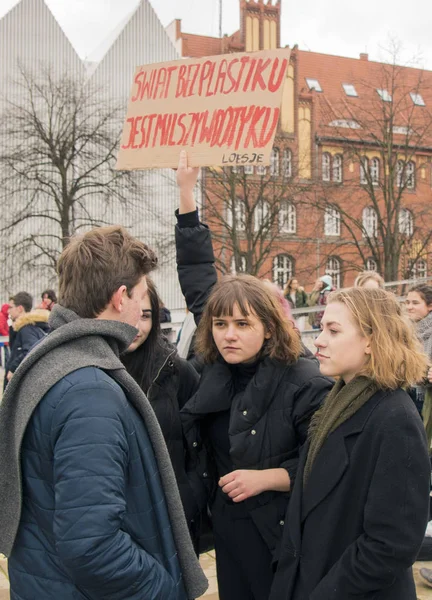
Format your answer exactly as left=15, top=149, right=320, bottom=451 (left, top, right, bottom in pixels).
left=121, top=277, right=171, bottom=392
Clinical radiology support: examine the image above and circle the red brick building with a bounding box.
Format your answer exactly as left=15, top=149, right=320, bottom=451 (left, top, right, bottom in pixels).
left=167, top=0, right=432, bottom=289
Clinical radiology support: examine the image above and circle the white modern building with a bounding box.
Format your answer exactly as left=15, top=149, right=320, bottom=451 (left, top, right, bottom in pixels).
left=0, top=0, right=185, bottom=315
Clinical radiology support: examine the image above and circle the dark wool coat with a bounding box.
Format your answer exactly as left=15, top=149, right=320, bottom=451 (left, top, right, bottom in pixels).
left=181, top=357, right=333, bottom=558
left=270, top=388, right=431, bottom=600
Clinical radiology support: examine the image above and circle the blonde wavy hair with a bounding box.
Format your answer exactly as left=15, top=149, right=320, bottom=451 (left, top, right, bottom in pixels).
left=328, top=287, right=427, bottom=389
left=353, top=270, right=385, bottom=289
left=195, top=274, right=302, bottom=364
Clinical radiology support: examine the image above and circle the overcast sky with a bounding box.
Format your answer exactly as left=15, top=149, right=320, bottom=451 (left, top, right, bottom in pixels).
left=1, top=0, right=431, bottom=69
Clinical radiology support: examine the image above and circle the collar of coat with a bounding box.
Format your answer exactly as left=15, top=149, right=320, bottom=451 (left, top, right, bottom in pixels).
left=0, top=304, right=207, bottom=599
left=13, top=309, right=50, bottom=332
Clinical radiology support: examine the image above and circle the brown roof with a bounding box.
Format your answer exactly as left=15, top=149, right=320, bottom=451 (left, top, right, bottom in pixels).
left=181, top=33, right=223, bottom=58
left=296, top=50, right=432, bottom=148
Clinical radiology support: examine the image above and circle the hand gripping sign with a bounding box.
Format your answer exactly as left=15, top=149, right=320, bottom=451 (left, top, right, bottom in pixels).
left=116, top=48, right=291, bottom=170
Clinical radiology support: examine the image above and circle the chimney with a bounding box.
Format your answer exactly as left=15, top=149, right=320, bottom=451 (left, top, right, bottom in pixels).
left=360, top=53, right=369, bottom=61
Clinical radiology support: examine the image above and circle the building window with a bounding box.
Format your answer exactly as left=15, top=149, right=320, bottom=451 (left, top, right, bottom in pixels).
left=410, top=92, right=425, bottom=106
left=244, top=165, right=254, bottom=175
left=342, top=83, right=358, bottom=97
left=399, top=208, right=414, bottom=236
left=322, top=152, right=331, bottom=182
left=256, top=164, right=266, bottom=176
left=324, top=206, right=341, bottom=236
left=279, top=202, right=296, bottom=234
left=254, top=200, right=270, bottom=232
left=397, top=160, right=415, bottom=189
left=333, top=154, right=343, bottom=183
left=282, top=149, right=292, bottom=178
left=366, top=258, right=378, bottom=271
left=231, top=254, right=247, bottom=275
left=231, top=165, right=239, bottom=174
left=377, top=89, right=392, bottom=102
left=326, top=257, right=341, bottom=289
left=270, top=148, right=280, bottom=177
left=408, top=258, right=427, bottom=279
left=362, top=207, right=378, bottom=238
left=306, top=78, right=322, bottom=92
left=273, top=254, right=293, bottom=288
left=227, top=199, right=246, bottom=232
left=329, top=119, right=361, bottom=129
left=370, top=158, right=380, bottom=185
left=360, top=157, right=368, bottom=184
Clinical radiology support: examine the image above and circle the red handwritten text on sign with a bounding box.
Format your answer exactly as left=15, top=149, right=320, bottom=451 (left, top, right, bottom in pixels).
left=116, top=49, right=290, bottom=170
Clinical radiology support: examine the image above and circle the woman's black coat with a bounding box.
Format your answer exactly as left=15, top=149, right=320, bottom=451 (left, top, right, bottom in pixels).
left=181, top=356, right=333, bottom=557
left=270, top=388, right=431, bottom=600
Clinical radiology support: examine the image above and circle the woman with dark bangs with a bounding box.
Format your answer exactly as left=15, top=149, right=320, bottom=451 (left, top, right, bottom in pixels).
left=176, top=152, right=333, bottom=600
left=120, top=277, right=202, bottom=549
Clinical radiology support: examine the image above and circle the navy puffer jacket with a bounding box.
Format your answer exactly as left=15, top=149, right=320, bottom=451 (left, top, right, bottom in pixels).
left=8, top=366, right=186, bottom=600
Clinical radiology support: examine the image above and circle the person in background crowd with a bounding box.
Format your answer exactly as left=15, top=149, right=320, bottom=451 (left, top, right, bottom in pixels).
left=0, top=226, right=207, bottom=600
left=0, top=303, right=10, bottom=367
left=6, top=292, right=50, bottom=382
left=38, top=289, right=57, bottom=311
left=354, top=270, right=385, bottom=289
left=283, top=278, right=308, bottom=310
left=405, top=284, right=432, bottom=419
left=308, top=275, right=334, bottom=330
left=176, top=151, right=333, bottom=600
left=270, top=288, right=430, bottom=600
left=120, top=277, right=203, bottom=550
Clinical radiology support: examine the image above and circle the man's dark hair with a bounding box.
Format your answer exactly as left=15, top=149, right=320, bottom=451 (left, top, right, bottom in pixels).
left=11, top=292, right=33, bottom=313
left=57, top=225, right=158, bottom=318
left=41, top=289, right=57, bottom=303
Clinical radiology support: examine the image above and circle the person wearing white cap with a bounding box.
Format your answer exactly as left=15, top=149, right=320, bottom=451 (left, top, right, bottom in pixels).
left=308, top=275, right=334, bottom=329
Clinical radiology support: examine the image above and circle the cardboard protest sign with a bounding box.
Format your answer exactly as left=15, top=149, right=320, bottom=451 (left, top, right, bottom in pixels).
left=116, top=48, right=291, bottom=170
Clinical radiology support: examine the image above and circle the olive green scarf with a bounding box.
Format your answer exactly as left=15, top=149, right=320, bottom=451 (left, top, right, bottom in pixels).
left=303, top=376, right=378, bottom=486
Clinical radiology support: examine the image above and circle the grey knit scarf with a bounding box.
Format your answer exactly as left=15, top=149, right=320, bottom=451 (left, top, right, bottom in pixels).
left=0, top=305, right=208, bottom=599
left=303, top=376, right=378, bottom=486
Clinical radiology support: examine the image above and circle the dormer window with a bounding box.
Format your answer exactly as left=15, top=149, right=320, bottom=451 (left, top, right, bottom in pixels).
left=377, top=89, right=392, bottom=102
left=342, top=83, right=358, bottom=97
left=306, top=78, right=322, bottom=92
left=410, top=92, right=425, bottom=106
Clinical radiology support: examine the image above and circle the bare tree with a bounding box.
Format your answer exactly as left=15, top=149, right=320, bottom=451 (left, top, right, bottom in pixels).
left=201, top=154, right=310, bottom=283
left=0, top=65, right=150, bottom=284
left=301, top=47, right=432, bottom=282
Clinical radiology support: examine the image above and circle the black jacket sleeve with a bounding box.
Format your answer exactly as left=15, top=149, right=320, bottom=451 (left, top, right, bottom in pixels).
left=7, top=326, right=44, bottom=373
left=175, top=209, right=217, bottom=325
left=176, top=357, right=200, bottom=410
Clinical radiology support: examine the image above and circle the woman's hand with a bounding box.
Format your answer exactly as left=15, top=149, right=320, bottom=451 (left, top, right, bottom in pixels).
left=176, top=150, right=200, bottom=214
left=219, top=468, right=290, bottom=503
left=427, top=366, right=432, bottom=383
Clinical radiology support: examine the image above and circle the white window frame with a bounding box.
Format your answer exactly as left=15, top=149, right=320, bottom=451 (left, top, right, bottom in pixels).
left=325, top=257, right=341, bottom=289
left=406, top=161, right=415, bottom=189
left=362, top=207, right=378, bottom=238
left=342, top=83, right=358, bottom=97
left=410, top=92, right=425, bottom=107
left=231, top=254, right=247, bottom=275
left=333, top=154, right=343, bottom=183
left=244, top=164, right=254, bottom=175
left=273, top=254, right=293, bottom=288
left=279, top=202, right=296, bottom=234
left=399, top=208, right=414, bottom=236
left=256, top=164, right=266, bottom=176
left=282, top=149, right=292, bottom=178
left=366, top=258, right=378, bottom=271
left=306, top=78, right=322, bottom=92
left=270, top=148, right=280, bottom=177
left=324, top=206, right=341, bottom=236
left=227, top=199, right=246, bottom=232
left=377, top=89, right=392, bottom=102
left=322, top=152, right=331, bottom=182
left=254, top=200, right=270, bottom=232
left=370, top=157, right=379, bottom=185
left=360, top=157, right=368, bottom=184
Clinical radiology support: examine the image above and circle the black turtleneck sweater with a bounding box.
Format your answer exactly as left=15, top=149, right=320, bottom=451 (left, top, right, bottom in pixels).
left=206, top=360, right=259, bottom=481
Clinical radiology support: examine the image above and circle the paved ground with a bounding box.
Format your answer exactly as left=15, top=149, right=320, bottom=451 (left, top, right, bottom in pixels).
left=1, top=552, right=432, bottom=599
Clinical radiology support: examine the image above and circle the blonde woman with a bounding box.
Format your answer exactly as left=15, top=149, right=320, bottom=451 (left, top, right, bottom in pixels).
left=270, top=288, right=430, bottom=600
left=353, top=270, right=385, bottom=289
